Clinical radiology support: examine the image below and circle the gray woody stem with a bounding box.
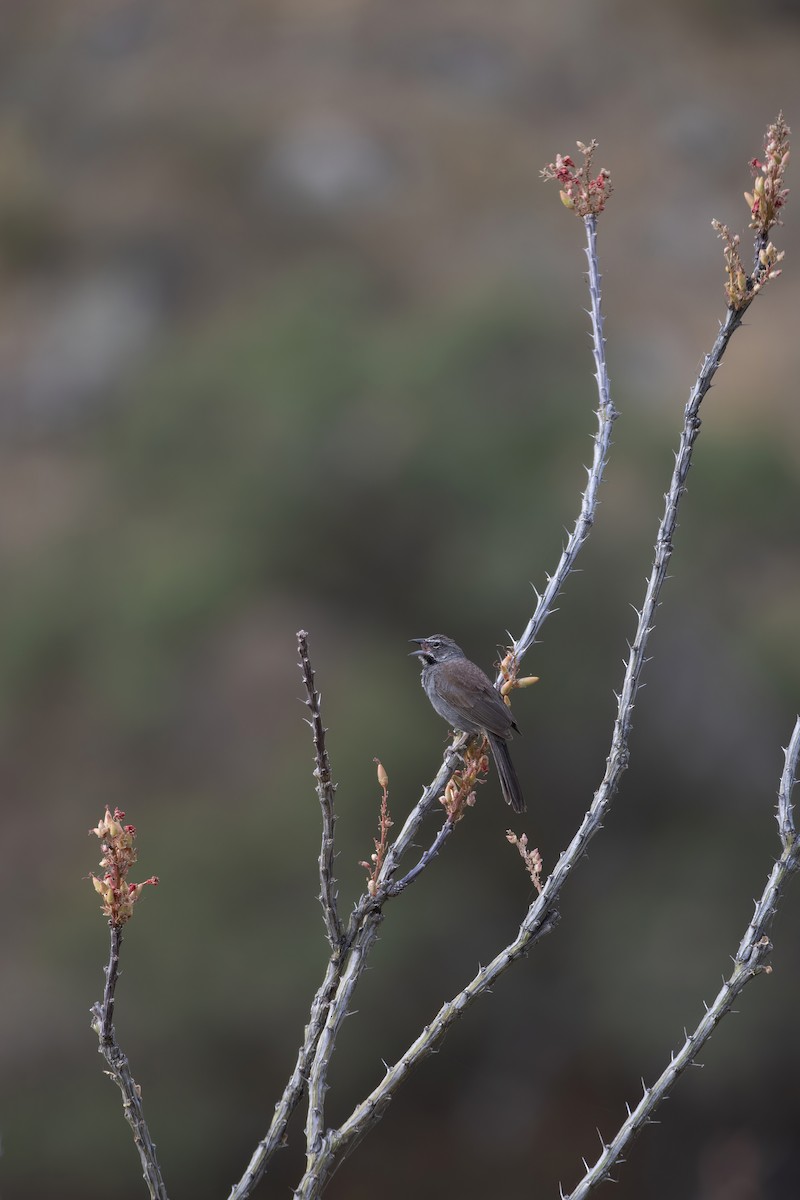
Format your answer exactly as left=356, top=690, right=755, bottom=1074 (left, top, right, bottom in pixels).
left=777, top=716, right=799, bottom=847
left=386, top=815, right=456, bottom=896
left=90, top=924, right=168, bottom=1200
left=229, top=636, right=353, bottom=1200
left=564, top=716, right=800, bottom=1200
left=505, top=213, right=617, bottom=671
left=297, top=630, right=344, bottom=954
left=294, top=271, right=758, bottom=1197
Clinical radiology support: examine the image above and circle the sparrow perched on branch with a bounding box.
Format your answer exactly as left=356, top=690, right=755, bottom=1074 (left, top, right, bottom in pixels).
left=410, top=634, right=525, bottom=813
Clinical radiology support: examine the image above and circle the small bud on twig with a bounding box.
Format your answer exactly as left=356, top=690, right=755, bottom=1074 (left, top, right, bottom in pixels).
left=746, top=112, right=791, bottom=235
left=359, top=761, right=394, bottom=893
left=506, top=830, right=544, bottom=893
left=713, top=113, right=790, bottom=311
left=497, top=644, right=540, bottom=704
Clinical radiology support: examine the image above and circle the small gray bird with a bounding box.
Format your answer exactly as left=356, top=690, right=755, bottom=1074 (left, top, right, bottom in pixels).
left=410, top=634, right=525, bottom=813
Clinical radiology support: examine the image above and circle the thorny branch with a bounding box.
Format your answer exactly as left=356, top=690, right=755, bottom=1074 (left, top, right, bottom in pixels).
left=503, top=208, right=617, bottom=673
left=297, top=630, right=344, bottom=954
left=91, top=926, right=168, bottom=1200
left=384, top=815, right=454, bottom=897
left=563, top=716, right=800, bottom=1200
left=777, top=710, right=800, bottom=847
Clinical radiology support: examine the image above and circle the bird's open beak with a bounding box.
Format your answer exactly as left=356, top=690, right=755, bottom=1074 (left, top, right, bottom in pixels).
left=409, top=638, right=426, bottom=658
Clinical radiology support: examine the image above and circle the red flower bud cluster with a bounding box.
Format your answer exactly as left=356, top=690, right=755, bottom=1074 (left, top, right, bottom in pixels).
left=744, top=113, right=790, bottom=235
left=89, top=807, right=158, bottom=926
left=541, top=141, right=612, bottom=217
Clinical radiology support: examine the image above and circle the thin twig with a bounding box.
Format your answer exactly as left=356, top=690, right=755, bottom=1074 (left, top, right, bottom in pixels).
left=99, top=916, right=121, bottom=1042
left=386, top=817, right=456, bottom=897
left=588, top=300, right=743, bottom=810
left=229, top=636, right=344, bottom=1200
left=563, top=716, right=800, bottom=1199
left=228, top=639, right=348, bottom=1200
left=505, top=212, right=617, bottom=672
left=90, top=924, right=168, bottom=1200
left=297, top=630, right=343, bottom=954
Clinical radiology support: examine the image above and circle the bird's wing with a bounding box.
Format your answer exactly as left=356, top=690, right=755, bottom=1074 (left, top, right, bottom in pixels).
left=434, top=662, right=515, bottom=738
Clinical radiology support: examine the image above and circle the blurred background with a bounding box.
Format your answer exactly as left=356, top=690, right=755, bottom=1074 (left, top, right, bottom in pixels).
left=1, top=2, right=799, bottom=1198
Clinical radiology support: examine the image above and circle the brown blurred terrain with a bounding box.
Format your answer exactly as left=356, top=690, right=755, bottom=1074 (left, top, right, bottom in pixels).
left=1, top=3, right=799, bottom=1199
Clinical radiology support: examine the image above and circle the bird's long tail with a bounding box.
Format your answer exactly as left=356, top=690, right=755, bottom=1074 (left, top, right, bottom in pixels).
left=487, top=733, right=525, bottom=813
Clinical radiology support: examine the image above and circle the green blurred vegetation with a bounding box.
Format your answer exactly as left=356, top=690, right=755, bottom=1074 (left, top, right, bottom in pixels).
left=0, top=274, right=581, bottom=725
